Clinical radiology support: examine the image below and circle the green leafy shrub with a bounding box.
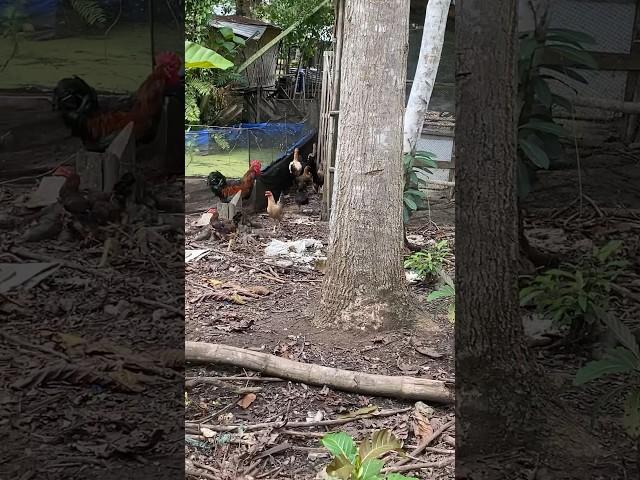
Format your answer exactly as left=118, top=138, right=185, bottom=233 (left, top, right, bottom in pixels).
left=427, top=284, right=455, bottom=323
left=403, top=151, right=436, bottom=224
left=517, top=27, right=597, bottom=197
left=320, top=430, right=415, bottom=480
left=520, top=241, right=628, bottom=339
left=404, top=240, right=451, bottom=281
left=575, top=314, right=640, bottom=439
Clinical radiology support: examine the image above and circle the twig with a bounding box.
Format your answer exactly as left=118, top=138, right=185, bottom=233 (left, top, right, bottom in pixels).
left=392, top=419, right=454, bottom=467
left=0, top=331, right=68, bottom=361
left=131, top=296, right=184, bottom=317
left=581, top=193, right=604, bottom=218
left=185, top=377, right=262, bottom=394
left=383, top=456, right=454, bottom=474
left=11, top=247, right=110, bottom=278
left=611, top=283, right=640, bottom=304
left=186, top=407, right=411, bottom=433
left=188, top=376, right=284, bottom=383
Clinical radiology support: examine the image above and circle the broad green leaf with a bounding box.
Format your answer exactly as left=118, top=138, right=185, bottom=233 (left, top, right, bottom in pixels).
left=577, top=295, right=587, bottom=312
left=532, top=76, right=552, bottom=107
left=359, top=459, right=384, bottom=480
left=326, top=453, right=354, bottom=480
left=541, top=64, right=589, bottom=84
left=403, top=207, right=410, bottom=224
left=427, top=285, right=455, bottom=301
left=185, top=41, right=233, bottom=70
left=405, top=189, right=425, bottom=198
left=520, top=36, right=540, bottom=61
left=551, top=94, right=575, bottom=113
left=386, top=475, right=418, bottom=480
left=403, top=196, right=417, bottom=211
left=233, top=36, right=246, bottom=46
left=519, top=120, right=567, bottom=137
left=358, top=430, right=403, bottom=464
left=519, top=138, right=550, bottom=169
left=546, top=28, right=596, bottom=45
left=601, top=312, right=639, bottom=358
left=222, top=41, right=237, bottom=52
left=322, top=432, right=358, bottom=462
left=447, top=303, right=455, bottom=323
left=625, top=389, right=640, bottom=438
left=549, top=45, right=598, bottom=69
left=596, top=240, right=623, bottom=262
left=516, top=158, right=535, bottom=199
left=574, top=349, right=637, bottom=385
left=218, top=26, right=235, bottom=40
left=538, top=73, right=579, bottom=95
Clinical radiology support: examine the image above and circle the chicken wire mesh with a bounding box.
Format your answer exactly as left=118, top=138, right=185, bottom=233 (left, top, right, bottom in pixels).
left=185, top=121, right=316, bottom=178
left=0, top=0, right=173, bottom=92
left=546, top=0, right=637, bottom=120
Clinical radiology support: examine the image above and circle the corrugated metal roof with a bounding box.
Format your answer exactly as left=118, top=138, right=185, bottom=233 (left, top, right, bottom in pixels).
left=212, top=15, right=276, bottom=27
left=211, top=19, right=268, bottom=40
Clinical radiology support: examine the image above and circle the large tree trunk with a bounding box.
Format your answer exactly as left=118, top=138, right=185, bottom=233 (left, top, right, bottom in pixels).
left=403, top=0, right=451, bottom=155
left=456, top=0, right=534, bottom=453
left=314, top=0, right=411, bottom=331
left=457, top=0, right=602, bottom=473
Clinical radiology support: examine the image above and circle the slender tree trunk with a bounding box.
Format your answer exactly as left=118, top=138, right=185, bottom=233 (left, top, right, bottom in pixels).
left=314, top=0, right=411, bottom=331
left=403, top=0, right=450, bottom=155
left=457, top=0, right=601, bottom=472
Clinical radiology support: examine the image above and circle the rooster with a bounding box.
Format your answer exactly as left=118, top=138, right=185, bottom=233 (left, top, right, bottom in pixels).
left=54, top=51, right=182, bottom=152
left=207, top=160, right=262, bottom=202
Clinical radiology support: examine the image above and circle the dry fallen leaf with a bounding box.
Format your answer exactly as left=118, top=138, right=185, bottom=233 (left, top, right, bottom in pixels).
left=412, top=409, right=433, bottom=441
left=200, top=427, right=216, bottom=438
left=416, top=346, right=444, bottom=359
left=237, top=393, right=257, bottom=409
left=337, top=405, right=378, bottom=419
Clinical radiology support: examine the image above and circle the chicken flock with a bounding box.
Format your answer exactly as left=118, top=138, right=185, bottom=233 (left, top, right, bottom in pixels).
left=201, top=146, right=322, bottom=240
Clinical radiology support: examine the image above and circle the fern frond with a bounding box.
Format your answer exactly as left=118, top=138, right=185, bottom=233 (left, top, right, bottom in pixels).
left=68, top=0, right=106, bottom=25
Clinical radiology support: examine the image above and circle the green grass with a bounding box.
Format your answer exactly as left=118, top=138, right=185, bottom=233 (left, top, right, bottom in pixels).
left=0, top=25, right=179, bottom=92
left=185, top=147, right=282, bottom=178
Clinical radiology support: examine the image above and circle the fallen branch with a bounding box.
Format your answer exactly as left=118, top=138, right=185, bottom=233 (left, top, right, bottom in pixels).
left=185, top=375, right=284, bottom=383
left=186, top=407, right=411, bottom=433
left=186, top=342, right=454, bottom=403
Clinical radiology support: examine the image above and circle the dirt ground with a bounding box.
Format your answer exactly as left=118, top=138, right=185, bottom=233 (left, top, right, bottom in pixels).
left=0, top=98, right=184, bottom=479
left=515, top=149, right=640, bottom=478
left=184, top=188, right=456, bottom=480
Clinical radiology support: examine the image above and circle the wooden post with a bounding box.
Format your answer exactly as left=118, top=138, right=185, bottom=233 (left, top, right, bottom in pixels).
left=625, top=0, right=640, bottom=142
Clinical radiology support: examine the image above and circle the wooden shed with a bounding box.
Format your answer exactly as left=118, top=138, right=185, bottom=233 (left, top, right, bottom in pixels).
left=211, top=15, right=282, bottom=89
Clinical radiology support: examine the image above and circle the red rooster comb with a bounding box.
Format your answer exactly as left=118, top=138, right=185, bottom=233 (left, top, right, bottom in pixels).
left=250, top=160, right=262, bottom=174
left=53, top=166, right=74, bottom=178
left=155, top=51, right=182, bottom=70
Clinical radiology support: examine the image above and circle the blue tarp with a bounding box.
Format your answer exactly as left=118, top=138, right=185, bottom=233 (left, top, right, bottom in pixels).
left=185, top=123, right=307, bottom=150
left=0, top=0, right=57, bottom=15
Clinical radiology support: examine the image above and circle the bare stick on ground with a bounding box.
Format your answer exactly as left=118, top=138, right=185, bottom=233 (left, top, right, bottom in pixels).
left=186, top=342, right=454, bottom=403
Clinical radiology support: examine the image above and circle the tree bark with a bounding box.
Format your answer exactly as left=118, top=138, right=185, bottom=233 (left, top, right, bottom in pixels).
left=403, top=0, right=451, bottom=155
left=314, top=0, right=411, bottom=331
left=457, top=0, right=602, bottom=472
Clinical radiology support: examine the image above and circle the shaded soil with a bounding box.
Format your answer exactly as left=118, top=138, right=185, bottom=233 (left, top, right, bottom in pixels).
left=184, top=189, right=456, bottom=479
left=503, top=150, right=640, bottom=479
left=0, top=98, right=184, bottom=478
